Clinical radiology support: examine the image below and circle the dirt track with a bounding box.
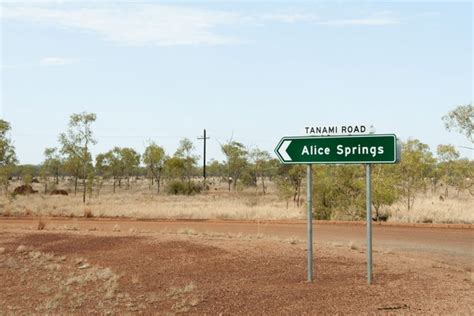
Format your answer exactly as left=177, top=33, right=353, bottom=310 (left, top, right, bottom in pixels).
left=0, top=218, right=472, bottom=314
left=1, top=217, right=472, bottom=267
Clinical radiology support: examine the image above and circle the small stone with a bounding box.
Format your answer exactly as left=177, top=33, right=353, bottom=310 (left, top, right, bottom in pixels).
left=16, top=245, right=27, bottom=253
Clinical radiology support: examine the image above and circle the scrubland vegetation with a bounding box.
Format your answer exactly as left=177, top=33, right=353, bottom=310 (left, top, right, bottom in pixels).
left=0, top=104, right=473, bottom=224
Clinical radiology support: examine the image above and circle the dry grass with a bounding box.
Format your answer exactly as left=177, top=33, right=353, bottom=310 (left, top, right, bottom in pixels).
left=1, top=180, right=472, bottom=224
left=168, top=282, right=200, bottom=313
left=16, top=245, right=27, bottom=253
left=388, top=194, right=474, bottom=224
left=348, top=241, right=359, bottom=251
left=0, top=189, right=303, bottom=220
left=0, top=247, right=126, bottom=312
left=83, top=208, right=93, bottom=218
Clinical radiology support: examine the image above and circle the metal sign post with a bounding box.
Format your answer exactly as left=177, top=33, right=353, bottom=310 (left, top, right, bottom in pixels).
left=366, top=164, right=373, bottom=285
left=307, top=164, right=313, bottom=282
left=275, top=133, right=399, bottom=285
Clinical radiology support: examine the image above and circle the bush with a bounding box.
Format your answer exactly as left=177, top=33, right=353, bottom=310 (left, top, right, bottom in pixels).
left=167, top=180, right=202, bottom=195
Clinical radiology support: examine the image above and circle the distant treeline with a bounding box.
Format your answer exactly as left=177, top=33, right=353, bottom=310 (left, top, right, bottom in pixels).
left=1, top=104, right=472, bottom=220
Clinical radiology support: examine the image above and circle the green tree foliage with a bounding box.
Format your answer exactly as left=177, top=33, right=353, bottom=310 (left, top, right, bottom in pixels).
left=275, top=165, right=305, bottom=207
left=96, top=147, right=139, bottom=192
left=221, top=141, right=248, bottom=191
left=63, top=155, right=83, bottom=195
left=43, top=147, right=62, bottom=185
left=436, top=144, right=460, bottom=197
left=0, top=120, right=17, bottom=166
left=59, top=112, right=97, bottom=203
left=443, top=104, right=473, bottom=143
left=206, top=159, right=225, bottom=178
left=313, top=165, right=365, bottom=220
left=396, top=139, right=435, bottom=211
left=20, top=165, right=36, bottom=185
left=0, top=120, right=17, bottom=194
left=143, top=142, right=166, bottom=193
left=175, top=138, right=198, bottom=183
left=164, top=156, right=186, bottom=181
left=450, top=159, right=474, bottom=196
left=121, top=147, right=141, bottom=189
left=166, top=180, right=202, bottom=195
left=248, top=148, right=272, bottom=194
left=275, top=176, right=295, bottom=209
left=371, top=165, right=400, bottom=221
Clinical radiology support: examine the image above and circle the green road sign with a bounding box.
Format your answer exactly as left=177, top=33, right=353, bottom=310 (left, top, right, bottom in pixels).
left=275, top=134, right=398, bottom=164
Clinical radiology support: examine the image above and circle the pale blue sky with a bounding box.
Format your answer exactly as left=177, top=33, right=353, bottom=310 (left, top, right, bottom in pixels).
left=1, top=1, right=472, bottom=164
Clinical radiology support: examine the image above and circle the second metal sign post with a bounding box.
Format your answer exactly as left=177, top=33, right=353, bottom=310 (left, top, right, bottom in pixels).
left=275, top=134, right=399, bottom=285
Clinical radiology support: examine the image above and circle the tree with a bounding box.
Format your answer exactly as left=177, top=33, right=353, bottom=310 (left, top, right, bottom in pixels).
left=249, top=148, right=272, bottom=194
left=63, top=155, right=83, bottom=195
left=175, top=138, right=198, bottom=183
left=143, top=142, right=166, bottom=193
left=443, top=104, right=473, bottom=143
left=164, top=156, right=186, bottom=181
left=275, top=176, right=294, bottom=209
left=320, top=165, right=365, bottom=220
left=97, top=147, right=126, bottom=193
left=59, top=112, right=97, bottom=203
left=275, top=164, right=305, bottom=207
left=20, top=165, right=35, bottom=186
left=221, top=141, right=248, bottom=191
left=121, top=147, right=140, bottom=189
left=371, top=164, right=400, bottom=221
left=43, top=147, right=62, bottom=185
left=206, top=159, right=225, bottom=179
left=437, top=144, right=460, bottom=197
left=0, top=120, right=18, bottom=194
left=395, top=139, right=435, bottom=211
left=450, top=159, right=474, bottom=196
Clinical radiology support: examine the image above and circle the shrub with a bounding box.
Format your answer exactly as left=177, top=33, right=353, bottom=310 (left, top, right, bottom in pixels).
left=84, top=208, right=93, bottom=218
left=166, top=181, right=202, bottom=195
left=37, top=219, right=46, bottom=230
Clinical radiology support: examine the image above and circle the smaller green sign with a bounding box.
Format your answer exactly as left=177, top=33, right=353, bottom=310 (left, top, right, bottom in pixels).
left=275, top=134, right=398, bottom=164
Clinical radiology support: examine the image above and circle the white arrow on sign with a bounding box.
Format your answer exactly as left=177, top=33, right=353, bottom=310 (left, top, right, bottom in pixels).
left=278, top=140, right=292, bottom=161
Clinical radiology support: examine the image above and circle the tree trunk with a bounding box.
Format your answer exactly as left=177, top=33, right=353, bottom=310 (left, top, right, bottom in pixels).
left=82, top=177, right=86, bottom=204
left=74, top=176, right=78, bottom=195
left=82, top=162, right=87, bottom=204
left=261, top=176, right=266, bottom=195
left=407, top=193, right=410, bottom=211
left=374, top=205, right=379, bottom=221
left=296, top=181, right=301, bottom=207
left=113, top=177, right=116, bottom=193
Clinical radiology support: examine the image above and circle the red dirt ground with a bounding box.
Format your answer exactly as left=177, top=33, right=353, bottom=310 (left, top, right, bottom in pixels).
left=0, top=218, right=472, bottom=314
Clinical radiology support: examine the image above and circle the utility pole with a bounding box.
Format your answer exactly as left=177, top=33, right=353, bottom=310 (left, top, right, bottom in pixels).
left=198, top=129, right=210, bottom=181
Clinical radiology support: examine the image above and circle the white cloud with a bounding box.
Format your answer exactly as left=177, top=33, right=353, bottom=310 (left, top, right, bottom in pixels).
left=39, top=57, right=80, bottom=66
left=2, top=5, right=242, bottom=46
left=1, top=5, right=399, bottom=46
left=260, top=13, right=318, bottom=24
left=318, top=18, right=399, bottom=27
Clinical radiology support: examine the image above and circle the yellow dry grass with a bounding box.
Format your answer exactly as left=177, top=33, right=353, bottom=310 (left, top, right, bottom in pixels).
left=388, top=193, right=474, bottom=224
left=1, top=189, right=304, bottom=221
left=1, top=180, right=472, bottom=224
